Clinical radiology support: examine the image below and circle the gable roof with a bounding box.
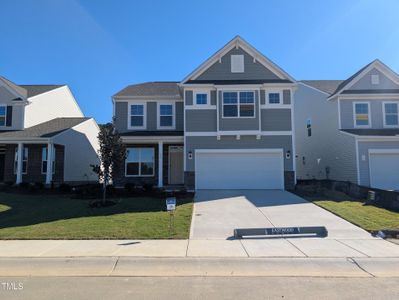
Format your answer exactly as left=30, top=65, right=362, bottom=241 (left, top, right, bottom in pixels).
left=113, top=81, right=182, bottom=99
left=181, top=35, right=295, bottom=84
left=0, top=76, right=28, bottom=99
left=300, top=80, right=344, bottom=95
left=328, top=59, right=399, bottom=99
left=0, top=117, right=90, bottom=139
left=20, top=85, right=64, bottom=98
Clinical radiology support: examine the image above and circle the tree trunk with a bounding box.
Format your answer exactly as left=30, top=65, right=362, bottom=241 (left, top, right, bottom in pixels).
left=102, top=179, right=107, bottom=205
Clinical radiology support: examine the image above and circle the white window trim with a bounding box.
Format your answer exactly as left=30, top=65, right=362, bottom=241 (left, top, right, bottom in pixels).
left=265, top=90, right=285, bottom=108
left=222, top=91, right=256, bottom=119
left=353, top=101, right=371, bottom=128
left=14, top=147, right=28, bottom=175
left=125, top=147, right=155, bottom=177
left=0, top=105, right=6, bottom=127
left=41, top=146, right=55, bottom=175
left=382, top=101, right=399, bottom=128
left=127, top=102, right=147, bottom=130
left=193, top=91, right=212, bottom=108
left=157, top=102, right=176, bottom=130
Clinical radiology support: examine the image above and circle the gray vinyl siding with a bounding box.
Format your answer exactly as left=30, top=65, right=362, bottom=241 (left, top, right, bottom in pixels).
left=340, top=99, right=399, bottom=129
left=283, top=90, right=291, bottom=104
left=185, top=109, right=217, bottom=132
left=114, top=100, right=184, bottom=133
left=260, top=90, right=266, bottom=105
left=196, top=47, right=281, bottom=81
left=261, top=109, right=292, bottom=131
left=186, top=135, right=293, bottom=172
left=295, top=84, right=357, bottom=182
left=218, top=90, right=260, bottom=131
left=0, top=86, right=25, bottom=130
left=357, top=141, right=399, bottom=187
left=185, top=90, right=193, bottom=106
left=210, top=91, right=217, bottom=105
left=349, top=68, right=399, bottom=91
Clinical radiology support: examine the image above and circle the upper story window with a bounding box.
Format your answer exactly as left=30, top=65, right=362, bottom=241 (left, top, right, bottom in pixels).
left=383, top=102, right=399, bottom=127
left=125, top=147, right=154, bottom=177
left=158, top=103, right=175, bottom=129
left=195, top=92, right=208, bottom=105
left=14, top=147, right=28, bottom=174
left=354, top=102, right=370, bottom=127
left=268, top=92, right=281, bottom=104
left=231, top=55, right=244, bottom=73
left=0, top=105, right=6, bottom=126
left=129, top=103, right=146, bottom=129
left=222, top=91, right=255, bottom=118
left=42, top=147, right=56, bottom=174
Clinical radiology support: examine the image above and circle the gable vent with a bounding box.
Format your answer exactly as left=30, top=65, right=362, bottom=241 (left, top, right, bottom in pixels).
left=371, top=74, right=379, bottom=85
left=231, top=55, right=244, bottom=73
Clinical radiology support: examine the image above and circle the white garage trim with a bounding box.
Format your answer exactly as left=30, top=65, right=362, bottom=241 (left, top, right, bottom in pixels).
left=368, top=149, right=399, bottom=190
left=194, top=148, right=284, bottom=190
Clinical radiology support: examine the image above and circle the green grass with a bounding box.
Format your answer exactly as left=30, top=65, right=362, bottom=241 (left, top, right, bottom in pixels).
left=0, top=192, right=193, bottom=239
left=303, top=190, right=399, bottom=231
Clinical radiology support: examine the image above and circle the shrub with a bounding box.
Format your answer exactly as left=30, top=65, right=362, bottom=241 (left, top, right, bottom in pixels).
left=143, top=183, right=153, bottom=192
left=124, top=183, right=136, bottom=192
left=34, top=182, right=44, bottom=190
left=18, top=182, right=30, bottom=189
left=58, top=183, right=71, bottom=193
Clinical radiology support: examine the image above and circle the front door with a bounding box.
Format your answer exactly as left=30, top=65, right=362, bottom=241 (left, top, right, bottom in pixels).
left=169, top=146, right=184, bottom=185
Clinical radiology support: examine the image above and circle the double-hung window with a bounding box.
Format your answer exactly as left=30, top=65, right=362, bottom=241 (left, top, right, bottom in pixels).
left=0, top=106, right=6, bottom=126
left=222, top=91, right=255, bottom=118
left=354, top=102, right=370, bottom=127
left=125, top=147, right=154, bottom=176
left=158, top=103, right=175, bottom=129
left=14, top=147, right=28, bottom=174
left=41, top=147, right=56, bottom=174
left=384, top=102, right=399, bottom=127
left=129, top=104, right=145, bottom=129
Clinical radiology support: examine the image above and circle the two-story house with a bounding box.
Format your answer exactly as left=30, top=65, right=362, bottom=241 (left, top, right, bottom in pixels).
left=0, top=76, right=100, bottom=185
left=295, top=60, right=399, bottom=191
left=113, top=36, right=297, bottom=190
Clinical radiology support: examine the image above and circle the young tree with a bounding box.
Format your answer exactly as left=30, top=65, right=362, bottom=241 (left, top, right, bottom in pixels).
left=92, top=122, right=126, bottom=204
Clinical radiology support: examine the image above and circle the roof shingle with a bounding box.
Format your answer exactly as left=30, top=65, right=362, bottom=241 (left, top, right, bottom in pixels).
left=114, top=82, right=182, bottom=98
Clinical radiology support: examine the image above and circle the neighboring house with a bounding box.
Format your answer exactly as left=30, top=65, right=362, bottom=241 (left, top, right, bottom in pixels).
left=295, top=59, right=399, bottom=191
left=113, top=36, right=297, bottom=190
left=0, top=76, right=100, bottom=185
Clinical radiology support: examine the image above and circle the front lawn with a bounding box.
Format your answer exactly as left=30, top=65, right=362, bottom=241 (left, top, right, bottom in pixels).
left=0, top=192, right=193, bottom=239
left=301, top=190, right=399, bottom=231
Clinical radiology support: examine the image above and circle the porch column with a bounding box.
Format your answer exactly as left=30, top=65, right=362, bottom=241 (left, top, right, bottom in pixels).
left=16, top=143, right=23, bottom=184
left=158, top=141, right=163, bottom=188
left=45, top=143, right=54, bottom=185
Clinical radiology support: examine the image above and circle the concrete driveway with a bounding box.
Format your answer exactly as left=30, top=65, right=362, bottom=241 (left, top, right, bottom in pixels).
left=190, top=190, right=372, bottom=240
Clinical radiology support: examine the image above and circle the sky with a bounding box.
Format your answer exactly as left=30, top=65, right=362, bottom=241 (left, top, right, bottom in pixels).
left=1, top=0, right=399, bottom=124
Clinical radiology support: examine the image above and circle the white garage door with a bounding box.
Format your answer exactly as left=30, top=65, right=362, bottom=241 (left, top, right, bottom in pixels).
left=369, top=150, right=399, bottom=191
left=195, top=149, right=284, bottom=190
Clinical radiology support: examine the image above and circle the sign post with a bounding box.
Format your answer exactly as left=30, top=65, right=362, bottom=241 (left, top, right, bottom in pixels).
left=166, top=197, right=176, bottom=237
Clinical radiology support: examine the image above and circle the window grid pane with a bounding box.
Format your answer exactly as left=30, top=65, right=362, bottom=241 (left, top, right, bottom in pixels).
left=196, top=94, right=207, bottom=105
left=385, top=103, right=398, bottom=126
left=130, top=105, right=144, bottom=127
left=269, top=93, right=280, bottom=104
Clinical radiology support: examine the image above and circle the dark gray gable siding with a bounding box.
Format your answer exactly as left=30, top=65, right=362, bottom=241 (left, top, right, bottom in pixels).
left=349, top=68, right=399, bottom=91
left=196, top=47, right=281, bottom=81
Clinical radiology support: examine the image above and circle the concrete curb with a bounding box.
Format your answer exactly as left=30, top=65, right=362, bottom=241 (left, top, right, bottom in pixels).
left=1, top=257, right=398, bottom=278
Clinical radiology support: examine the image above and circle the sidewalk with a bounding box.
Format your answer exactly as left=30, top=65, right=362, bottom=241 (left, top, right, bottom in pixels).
left=1, top=238, right=399, bottom=258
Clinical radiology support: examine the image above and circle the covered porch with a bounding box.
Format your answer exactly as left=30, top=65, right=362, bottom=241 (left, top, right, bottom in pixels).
left=118, top=133, right=184, bottom=188
left=0, top=141, right=63, bottom=185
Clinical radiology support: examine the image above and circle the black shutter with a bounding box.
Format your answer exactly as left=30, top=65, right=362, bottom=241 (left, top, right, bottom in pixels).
left=6, top=106, right=12, bottom=127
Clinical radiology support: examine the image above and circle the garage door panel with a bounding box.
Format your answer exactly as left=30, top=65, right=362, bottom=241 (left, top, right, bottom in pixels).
left=369, top=152, right=399, bottom=191
left=195, top=150, right=284, bottom=190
